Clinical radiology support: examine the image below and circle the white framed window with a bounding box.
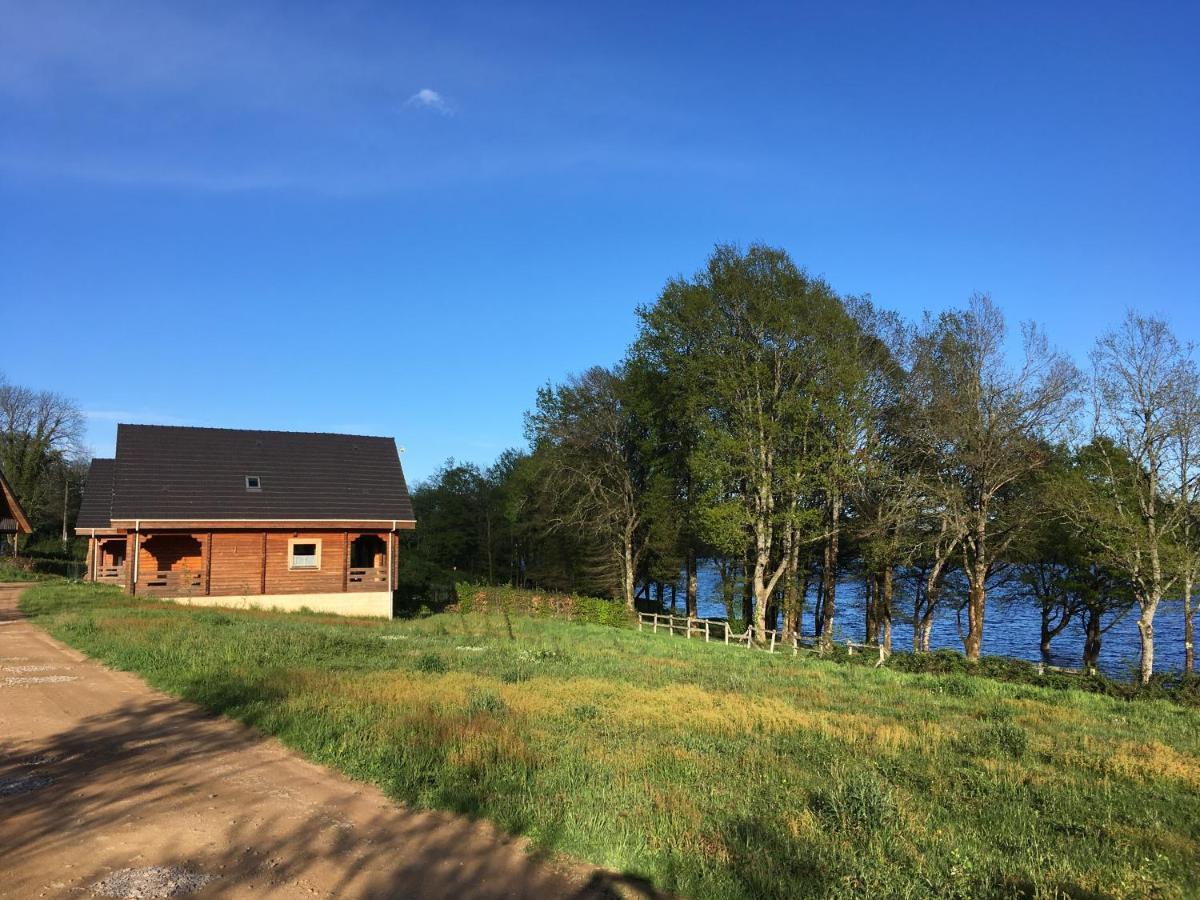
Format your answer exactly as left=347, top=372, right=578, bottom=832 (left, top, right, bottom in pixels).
left=245, top=475, right=262, bottom=491
left=289, top=538, right=321, bottom=570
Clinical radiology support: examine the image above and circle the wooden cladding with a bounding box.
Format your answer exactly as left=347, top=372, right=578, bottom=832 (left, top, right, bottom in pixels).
left=102, top=526, right=398, bottom=602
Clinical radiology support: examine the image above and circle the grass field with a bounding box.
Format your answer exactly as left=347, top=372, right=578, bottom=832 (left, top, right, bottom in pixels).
left=19, top=583, right=1200, bottom=899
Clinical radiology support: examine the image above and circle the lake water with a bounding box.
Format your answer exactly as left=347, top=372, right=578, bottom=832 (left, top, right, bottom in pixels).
left=683, top=565, right=1191, bottom=678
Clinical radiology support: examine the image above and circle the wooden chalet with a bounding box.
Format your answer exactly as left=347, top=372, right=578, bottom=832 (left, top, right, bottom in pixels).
left=76, top=425, right=416, bottom=617
left=1, top=466, right=33, bottom=540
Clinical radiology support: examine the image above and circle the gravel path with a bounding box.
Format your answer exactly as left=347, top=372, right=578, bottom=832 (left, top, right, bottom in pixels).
left=0, top=584, right=648, bottom=899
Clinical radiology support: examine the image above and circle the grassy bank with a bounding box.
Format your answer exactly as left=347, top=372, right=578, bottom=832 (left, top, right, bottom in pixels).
left=20, top=583, right=1200, bottom=899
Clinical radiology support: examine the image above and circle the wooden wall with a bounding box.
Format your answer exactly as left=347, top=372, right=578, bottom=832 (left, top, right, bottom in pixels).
left=121, top=528, right=399, bottom=598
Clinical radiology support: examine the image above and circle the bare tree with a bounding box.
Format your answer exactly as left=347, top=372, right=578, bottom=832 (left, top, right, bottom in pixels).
left=1083, top=313, right=1199, bottom=683
left=901, top=295, right=1079, bottom=661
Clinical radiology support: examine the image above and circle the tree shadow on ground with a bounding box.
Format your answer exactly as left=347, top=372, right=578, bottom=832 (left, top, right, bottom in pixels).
left=0, top=695, right=666, bottom=898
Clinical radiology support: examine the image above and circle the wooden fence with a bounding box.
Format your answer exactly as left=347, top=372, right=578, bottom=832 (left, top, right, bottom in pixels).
left=637, top=612, right=876, bottom=657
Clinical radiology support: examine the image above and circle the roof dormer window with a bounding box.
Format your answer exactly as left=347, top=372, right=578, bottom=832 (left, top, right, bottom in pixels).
left=245, top=475, right=262, bottom=491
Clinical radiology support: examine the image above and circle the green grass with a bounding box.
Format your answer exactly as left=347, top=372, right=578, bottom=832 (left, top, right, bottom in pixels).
left=20, top=583, right=1200, bottom=899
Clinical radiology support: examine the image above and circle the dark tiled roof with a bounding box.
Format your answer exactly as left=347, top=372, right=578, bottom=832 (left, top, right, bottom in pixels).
left=76, top=458, right=116, bottom=529
left=78, top=425, right=415, bottom=524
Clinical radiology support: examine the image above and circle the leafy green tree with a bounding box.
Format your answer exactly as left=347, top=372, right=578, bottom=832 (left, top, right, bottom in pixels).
left=635, top=244, right=850, bottom=640
left=0, top=373, right=86, bottom=551
left=526, top=366, right=654, bottom=610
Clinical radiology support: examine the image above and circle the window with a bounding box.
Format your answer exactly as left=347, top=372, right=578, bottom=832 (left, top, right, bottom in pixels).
left=289, top=539, right=321, bottom=570
left=245, top=475, right=262, bottom=491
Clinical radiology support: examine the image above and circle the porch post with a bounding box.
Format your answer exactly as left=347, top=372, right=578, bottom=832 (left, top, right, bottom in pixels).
left=259, top=532, right=268, bottom=595
left=342, top=531, right=350, bottom=593
left=388, top=524, right=396, bottom=593
left=204, top=532, right=213, bottom=596
left=130, top=522, right=141, bottom=595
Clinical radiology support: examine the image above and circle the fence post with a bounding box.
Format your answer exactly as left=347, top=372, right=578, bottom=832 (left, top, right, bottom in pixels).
left=847, top=641, right=854, bottom=656
left=638, top=615, right=643, bottom=632
left=769, top=630, right=776, bottom=653
left=705, top=621, right=710, bottom=643
left=724, top=623, right=729, bottom=645
left=653, top=615, right=658, bottom=634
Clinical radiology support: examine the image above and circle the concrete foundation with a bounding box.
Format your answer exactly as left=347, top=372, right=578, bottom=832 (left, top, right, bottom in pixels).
left=163, top=591, right=393, bottom=618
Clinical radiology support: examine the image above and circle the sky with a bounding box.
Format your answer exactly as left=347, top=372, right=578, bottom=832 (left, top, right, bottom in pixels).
left=2, top=1, right=1197, bottom=484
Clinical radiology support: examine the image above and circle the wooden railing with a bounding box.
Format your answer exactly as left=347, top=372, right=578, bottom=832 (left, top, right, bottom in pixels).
left=139, top=570, right=203, bottom=596
left=348, top=567, right=388, bottom=590
left=95, top=565, right=125, bottom=584
left=637, top=612, right=876, bottom=657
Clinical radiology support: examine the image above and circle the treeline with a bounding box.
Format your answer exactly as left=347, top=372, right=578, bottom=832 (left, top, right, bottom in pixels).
left=0, top=372, right=87, bottom=558
left=402, top=245, right=1199, bottom=684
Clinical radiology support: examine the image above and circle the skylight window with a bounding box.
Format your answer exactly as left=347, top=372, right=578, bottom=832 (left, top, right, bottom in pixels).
left=245, top=475, right=262, bottom=491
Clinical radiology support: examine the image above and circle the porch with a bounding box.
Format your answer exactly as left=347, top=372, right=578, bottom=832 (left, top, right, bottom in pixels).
left=107, top=530, right=395, bottom=599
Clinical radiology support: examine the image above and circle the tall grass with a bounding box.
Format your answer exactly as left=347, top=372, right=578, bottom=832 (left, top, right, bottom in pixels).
left=21, top=583, right=1200, bottom=899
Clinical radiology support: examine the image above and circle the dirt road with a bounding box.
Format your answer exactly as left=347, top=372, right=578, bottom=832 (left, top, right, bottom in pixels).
left=0, top=584, right=642, bottom=898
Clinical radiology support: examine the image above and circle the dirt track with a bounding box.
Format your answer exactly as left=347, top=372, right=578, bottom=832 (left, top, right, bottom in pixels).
left=0, top=584, right=647, bottom=898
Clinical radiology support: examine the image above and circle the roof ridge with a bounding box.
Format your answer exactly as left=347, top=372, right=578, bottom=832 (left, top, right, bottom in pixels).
left=116, top=423, right=396, bottom=441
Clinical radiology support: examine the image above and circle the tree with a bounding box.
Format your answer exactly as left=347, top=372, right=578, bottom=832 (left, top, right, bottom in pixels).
left=526, top=366, right=652, bottom=611
left=900, top=295, right=1078, bottom=661
left=0, top=373, right=86, bottom=550
left=1168, top=364, right=1200, bottom=672
left=845, top=299, right=912, bottom=657
left=1079, top=313, right=1199, bottom=683
left=634, top=245, right=848, bottom=641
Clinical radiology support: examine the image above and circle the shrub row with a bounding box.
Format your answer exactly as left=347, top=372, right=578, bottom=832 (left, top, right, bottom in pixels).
left=857, top=647, right=1200, bottom=706
left=453, top=583, right=633, bottom=628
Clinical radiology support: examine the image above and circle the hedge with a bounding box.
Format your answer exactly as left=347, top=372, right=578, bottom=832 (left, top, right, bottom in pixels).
left=454, top=583, right=633, bottom=628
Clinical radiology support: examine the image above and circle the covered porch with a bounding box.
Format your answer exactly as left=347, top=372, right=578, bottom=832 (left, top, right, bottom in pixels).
left=103, top=528, right=396, bottom=598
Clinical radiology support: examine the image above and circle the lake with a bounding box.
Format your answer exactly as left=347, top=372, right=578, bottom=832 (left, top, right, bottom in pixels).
left=686, top=565, right=1191, bottom=678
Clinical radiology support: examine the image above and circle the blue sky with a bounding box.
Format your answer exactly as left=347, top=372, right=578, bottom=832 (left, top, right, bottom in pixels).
left=2, top=1, right=1197, bottom=484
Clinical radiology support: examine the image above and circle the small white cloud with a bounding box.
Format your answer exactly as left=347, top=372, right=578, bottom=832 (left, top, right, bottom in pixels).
left=404, top=88, right=452, bottom=115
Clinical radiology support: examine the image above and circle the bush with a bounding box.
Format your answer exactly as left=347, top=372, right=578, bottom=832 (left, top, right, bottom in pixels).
left=812, top=770, right=899, bottom=835
left=466, top=690, right=507, bottom=717
left=954, top=720, right=1029, bottom=758
left=454, top=583, right=633, bottom=628
left=414, top=652, right=448, bottom=674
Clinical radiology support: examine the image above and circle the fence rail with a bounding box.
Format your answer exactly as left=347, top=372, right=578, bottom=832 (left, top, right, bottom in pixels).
left=95, top=565, right=124, bottom=584
left=348, top=567, right=388, bottom=589
left=139, top=570, right=203, bottom=595
left=637, top=612, right=877, bottom=657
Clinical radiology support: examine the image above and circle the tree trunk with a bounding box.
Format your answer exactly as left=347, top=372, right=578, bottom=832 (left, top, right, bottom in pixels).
left=655, top=581, right=664, bottom=610
left=879, top=565, right=893, bottom=656
left=742, top=563, right=753, bottom=626
left=820, top=493, right=841, bottom=653
left=1039, top=603, right=1054, bottom=661
left=963, top=522, right=987, bottom=662
left=1083, top=606, right=1102, bottom=671
left=686, top=548, right=698, bottom=618
left=622, top=536, right=636, bottom=612
left=1184, top=573, right=1194, bottom=674
left=1137, top=596, right=1158, bottom=685
left=782, top=539, right=801, bottom=637
left=917, top=562, right=946, bottom=654
left=813, top=561, right=825, bottom=638
left=864, top=572, right=878, bottom=645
